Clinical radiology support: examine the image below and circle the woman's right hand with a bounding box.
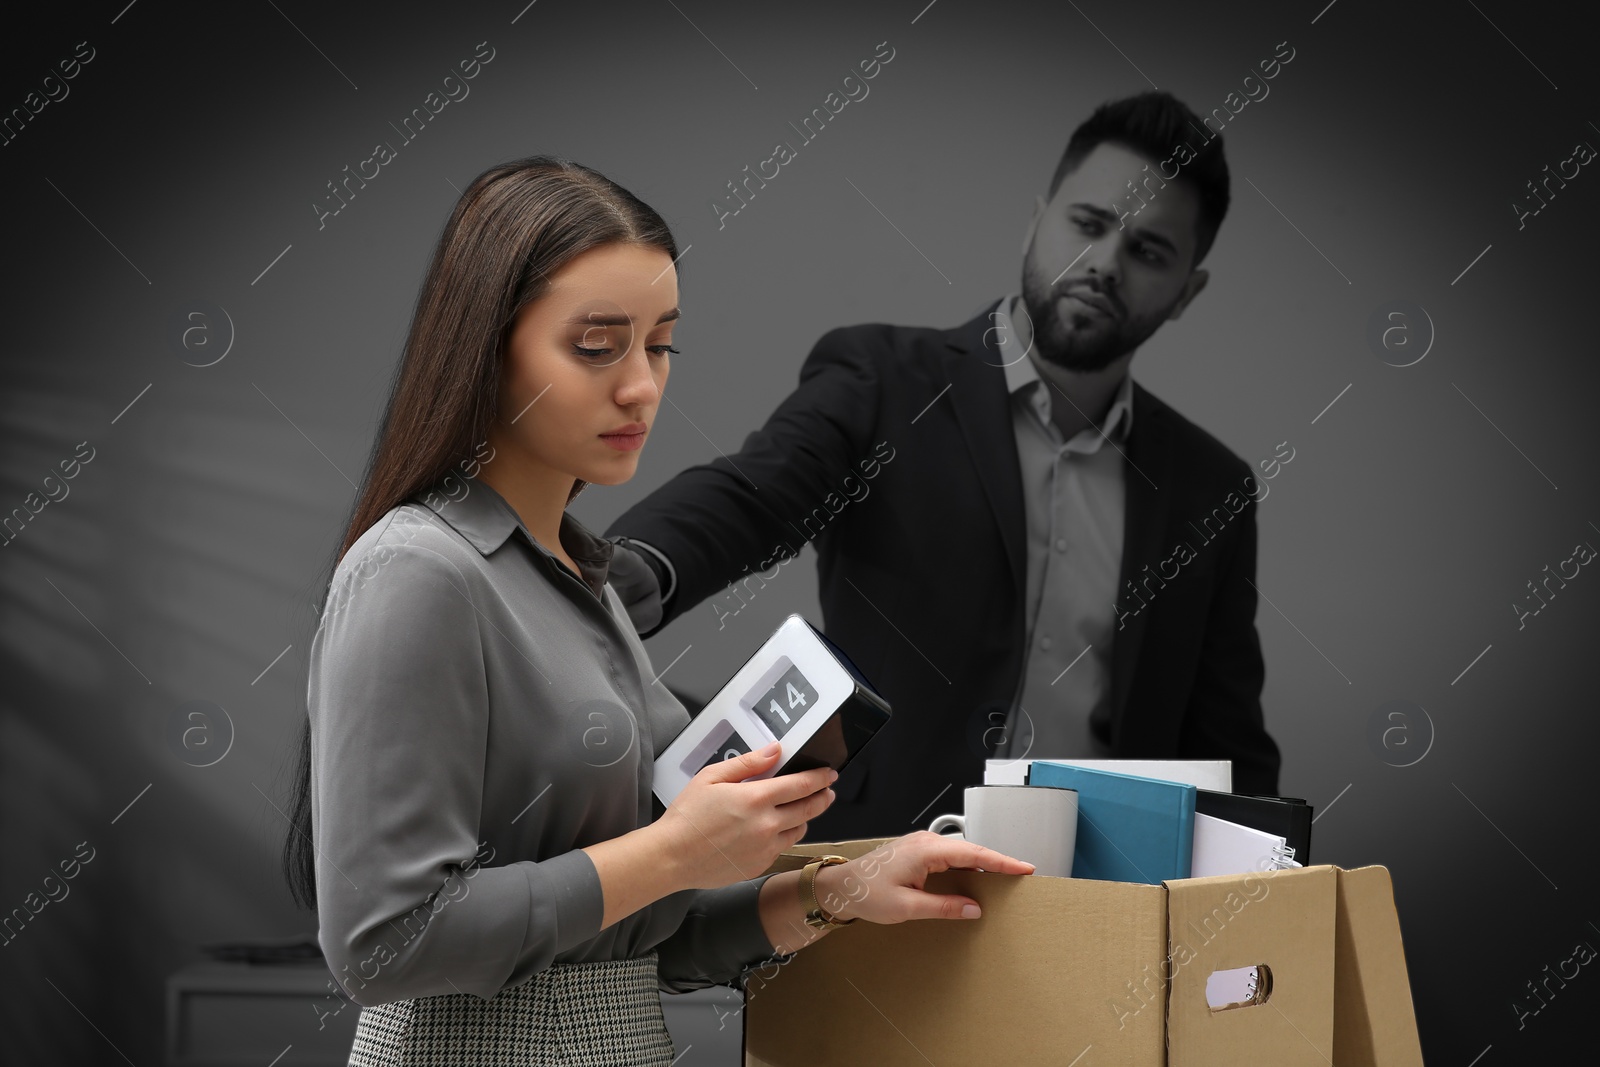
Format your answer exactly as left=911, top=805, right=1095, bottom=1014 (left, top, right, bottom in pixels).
left=655, top=742, right=837, bottom=890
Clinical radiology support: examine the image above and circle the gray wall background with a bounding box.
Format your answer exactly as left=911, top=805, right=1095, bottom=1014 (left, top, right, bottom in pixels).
left=4, top=0, right=1597, bottom=1061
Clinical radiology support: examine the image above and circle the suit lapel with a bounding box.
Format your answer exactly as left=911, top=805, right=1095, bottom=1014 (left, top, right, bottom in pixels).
left=1108, top=382, right=1172, bottom=739
left=941, top=301, right=1027, bottom=599
left=939, top=306, right=1169, bottom=743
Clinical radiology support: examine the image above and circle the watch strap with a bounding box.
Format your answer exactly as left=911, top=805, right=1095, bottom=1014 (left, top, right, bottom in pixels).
left=800, top=855, right=858, bottom=929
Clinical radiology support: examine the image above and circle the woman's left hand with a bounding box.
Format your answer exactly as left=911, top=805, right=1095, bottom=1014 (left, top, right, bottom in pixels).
left=813, top=830, right=1036, bottom=924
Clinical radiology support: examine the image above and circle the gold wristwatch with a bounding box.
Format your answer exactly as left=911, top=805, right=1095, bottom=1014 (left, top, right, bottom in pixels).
left=800, top=855, right=858, bottom=930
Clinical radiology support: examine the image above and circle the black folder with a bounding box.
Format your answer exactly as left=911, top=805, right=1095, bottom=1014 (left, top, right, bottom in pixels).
left=1194, top=791, right=1313, bottom=865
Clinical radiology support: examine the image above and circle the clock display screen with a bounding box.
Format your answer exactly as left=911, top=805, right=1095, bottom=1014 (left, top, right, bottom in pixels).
left=744, top=662, right=818, bottom=740
left=696, top=725, right=752, bottom=775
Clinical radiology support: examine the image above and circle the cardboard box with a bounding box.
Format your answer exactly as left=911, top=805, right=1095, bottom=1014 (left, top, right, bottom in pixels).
left=744, top=839, right=1423, bottom=1067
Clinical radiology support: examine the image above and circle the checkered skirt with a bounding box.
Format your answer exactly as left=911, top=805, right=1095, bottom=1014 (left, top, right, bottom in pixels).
left=346, top=951, right=675, bottom=1066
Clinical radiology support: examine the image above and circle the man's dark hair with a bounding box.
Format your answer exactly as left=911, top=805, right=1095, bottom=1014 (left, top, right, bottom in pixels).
left=1047, top=90, right=1231, bottom=266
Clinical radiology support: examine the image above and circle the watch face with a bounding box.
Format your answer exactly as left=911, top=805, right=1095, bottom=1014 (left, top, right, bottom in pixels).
left=743, top=659, right=819, bottom=740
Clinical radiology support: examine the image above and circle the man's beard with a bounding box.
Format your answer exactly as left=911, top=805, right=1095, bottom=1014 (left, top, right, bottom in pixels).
left=1019, top=261, right=1173, bottom=373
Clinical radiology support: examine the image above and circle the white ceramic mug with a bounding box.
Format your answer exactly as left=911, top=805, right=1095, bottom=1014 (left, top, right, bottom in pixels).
left=928, top=785, right=1078, bottom=877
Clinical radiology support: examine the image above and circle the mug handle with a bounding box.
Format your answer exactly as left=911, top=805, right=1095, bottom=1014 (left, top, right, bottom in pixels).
left=928, top=813, right=965, bottom=837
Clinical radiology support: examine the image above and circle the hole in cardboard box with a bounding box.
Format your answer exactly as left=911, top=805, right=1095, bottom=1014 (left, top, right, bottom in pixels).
left=1205, top=965, right=1272, bottom=1011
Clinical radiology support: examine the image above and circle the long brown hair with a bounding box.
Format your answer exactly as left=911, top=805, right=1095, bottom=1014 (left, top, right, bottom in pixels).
left=282, top=156, right=680, bottom=910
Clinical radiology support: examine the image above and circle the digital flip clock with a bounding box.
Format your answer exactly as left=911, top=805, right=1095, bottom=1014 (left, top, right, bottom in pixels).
left=652, top=614, right=891, bottom=807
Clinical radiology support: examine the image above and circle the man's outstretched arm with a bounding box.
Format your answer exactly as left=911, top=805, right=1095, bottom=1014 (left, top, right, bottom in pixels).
left=606, top=324, right=892, bottom=636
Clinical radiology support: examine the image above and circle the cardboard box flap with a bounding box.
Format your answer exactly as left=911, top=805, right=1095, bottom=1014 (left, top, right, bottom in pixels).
left=1332, top=866, right=1424, bottom=1067
left=763, top=837, right=893, bottom=876
left=1163, top=866, right=1337, bottom=1067
left=744, top=868, right=1169, bottom=1067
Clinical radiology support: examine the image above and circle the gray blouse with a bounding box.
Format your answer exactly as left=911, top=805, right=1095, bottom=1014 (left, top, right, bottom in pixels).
left=307, top=474, right=779, bottom=1008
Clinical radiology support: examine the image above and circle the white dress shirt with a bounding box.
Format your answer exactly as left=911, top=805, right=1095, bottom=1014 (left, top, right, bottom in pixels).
left=989, top=293, right=1131, bottom=763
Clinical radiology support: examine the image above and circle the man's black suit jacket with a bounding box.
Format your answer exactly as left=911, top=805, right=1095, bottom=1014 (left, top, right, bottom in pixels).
left=608, top=298, right=1281, bottom=842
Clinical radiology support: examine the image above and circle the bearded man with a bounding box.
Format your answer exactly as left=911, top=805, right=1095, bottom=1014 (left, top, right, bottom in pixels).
left=608, top=90, right=1282, bottom=841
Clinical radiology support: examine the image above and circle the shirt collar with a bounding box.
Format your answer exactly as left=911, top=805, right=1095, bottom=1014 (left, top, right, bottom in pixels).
left=992, top=292, right=1134, bottom=447
left=413, top=476, right=615, bottom=598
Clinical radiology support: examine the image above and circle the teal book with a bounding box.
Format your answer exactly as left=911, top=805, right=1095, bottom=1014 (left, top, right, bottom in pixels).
left=1026, top=761, right=1197, bottom=884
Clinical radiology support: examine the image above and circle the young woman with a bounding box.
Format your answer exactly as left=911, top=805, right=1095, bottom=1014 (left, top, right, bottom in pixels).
left=279, top=156, right=1033, bottom=1065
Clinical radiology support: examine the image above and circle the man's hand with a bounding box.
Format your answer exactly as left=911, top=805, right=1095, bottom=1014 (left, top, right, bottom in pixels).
left=607, top=540, right=665, bottom=635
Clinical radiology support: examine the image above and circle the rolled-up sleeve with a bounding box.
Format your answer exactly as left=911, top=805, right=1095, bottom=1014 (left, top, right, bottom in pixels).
left=308, top=531, right=604, bottom=1007
left=653, top=875, right=782, bottom=993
